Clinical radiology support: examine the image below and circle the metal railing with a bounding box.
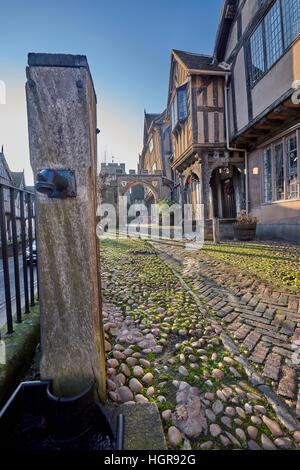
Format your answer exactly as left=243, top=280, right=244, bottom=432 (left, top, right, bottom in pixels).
left=0, top=183, right=38, bottom=334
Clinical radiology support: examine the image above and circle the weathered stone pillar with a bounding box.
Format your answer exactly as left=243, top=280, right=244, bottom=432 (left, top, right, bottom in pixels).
left=212, top=217, right=220, bottom=243
left=26, top=53, right=106, bottom=400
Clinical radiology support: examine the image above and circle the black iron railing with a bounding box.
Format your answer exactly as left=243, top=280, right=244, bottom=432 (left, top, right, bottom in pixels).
left=0, top=183, right=38, bottom=334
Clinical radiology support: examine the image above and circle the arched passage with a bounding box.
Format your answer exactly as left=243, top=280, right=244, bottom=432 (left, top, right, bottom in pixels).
left=120, top=181, right=158, bottom=225
left=121, top=181, right=158, bottom=205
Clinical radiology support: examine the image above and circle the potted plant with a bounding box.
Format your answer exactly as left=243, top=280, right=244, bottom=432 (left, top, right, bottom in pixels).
left=233, top=210, right=258, bottom=241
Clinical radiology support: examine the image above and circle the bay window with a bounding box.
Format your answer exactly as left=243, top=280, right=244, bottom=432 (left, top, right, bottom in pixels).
left=282, top=0, right=300, bottom=47
left=249, top=0, right=300, bottom=86
left=263, top=132, right=299, bottom=203
left=263, top=147, right=272, bottom=203
left=250, top=24, right=265, bottom=83
left=171, top=94, right=178, bottom=130
left=286, top=133, right=298, bottom=199
left=170, top=85, right=188, bottom=130
left=265, top=1, right=283, bottom=69
left=274, top=142, right=284, bottom=200
left=178, top=88, right=187, bottom=120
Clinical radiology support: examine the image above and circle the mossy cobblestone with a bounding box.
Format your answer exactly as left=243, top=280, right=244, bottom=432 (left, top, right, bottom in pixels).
left=100, top=237, right=300, bottom=450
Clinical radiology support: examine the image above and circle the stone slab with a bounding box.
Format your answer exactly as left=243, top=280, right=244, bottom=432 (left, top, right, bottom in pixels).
left=0, top=308, right=40, bottom=408
left=106, top=402, right=167, bottom=450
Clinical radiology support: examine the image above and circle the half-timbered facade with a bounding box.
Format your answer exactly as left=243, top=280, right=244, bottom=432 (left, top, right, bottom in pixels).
left=164, top=0, right=300, bottom=241
left=139, top=111, right=173, bottom=179
left=0, top=148, right=16, bottom=241
left=139, top=110, right=177, bottom=204
left=167, top=49, right=245, bottom=236
left=0, top=149, right=31, bottom=240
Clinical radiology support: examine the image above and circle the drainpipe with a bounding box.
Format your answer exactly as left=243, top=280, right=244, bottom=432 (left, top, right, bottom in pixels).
left=224, top=73, right=249, bottom=216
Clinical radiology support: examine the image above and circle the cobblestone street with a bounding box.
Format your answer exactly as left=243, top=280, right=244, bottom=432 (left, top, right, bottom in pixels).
left=101, top=237, right=300, bottom=450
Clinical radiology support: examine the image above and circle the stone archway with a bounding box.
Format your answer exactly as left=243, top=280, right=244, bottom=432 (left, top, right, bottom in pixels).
left=120, top=180, right=158, bottom=204
left=116, top=173, right=173, bottom=227
left=116, top=173, right=171, bottom=204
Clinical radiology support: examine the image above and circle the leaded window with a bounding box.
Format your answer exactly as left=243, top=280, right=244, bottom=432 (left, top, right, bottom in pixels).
left=286, top=133, right=298, bottom=199
left=265, top=1, right=283, bottom=68
left=171, top=86, right=188, bottom=129
left=249, top=0, right=300, bottom=86
left=178, top=88, right=187, bottom=120
left=274, top=142, right=284, bottom=200
left=282, top=0, right=300, bottom=47
left=263, top=147, right=273, bottom=202
left=250, top=24, right=265, bottom=84
left=171, top=94, right=178, bottom=130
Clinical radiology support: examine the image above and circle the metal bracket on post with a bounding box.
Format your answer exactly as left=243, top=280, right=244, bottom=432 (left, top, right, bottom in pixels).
left=35, top=169, right=76, bottom=198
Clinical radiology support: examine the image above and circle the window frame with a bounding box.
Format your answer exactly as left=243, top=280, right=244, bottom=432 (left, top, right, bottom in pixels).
left=263, top=146, right=273, bottom=203
left=178, top=87, right=188, bottom=121
left=282, top=0, right=300, bottom=48
left=149, top=138, right=154, bottom=153
left=249, top=0, right=300, bottom=87
left=264, top=0, right=284, bottom=69
left=170, top=93, right=178, bottom=130
left=262, top=130, right=299, bottom=204
left=170, top=84, right=189, bottom=132
left=250, top=23, right=265, bottom=85
left=286, top=132, right=299, bottom=199
left=274, top=140, right=285, bottom=201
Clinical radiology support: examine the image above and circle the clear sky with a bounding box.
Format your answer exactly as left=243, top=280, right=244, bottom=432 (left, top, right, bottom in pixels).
left=0, top=0, right=223, bottom=185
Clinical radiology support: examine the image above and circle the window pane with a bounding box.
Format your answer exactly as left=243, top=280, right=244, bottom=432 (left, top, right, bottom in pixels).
left=286, top=133, right=298, bottom=199
left=178, top=88, right=187, bottom=120
left=174, top=94, right=178, bottom=122
left=171, top=101, right=175, bottom=129
left=263, top=147, right=273, bottom=202
left=265, top=1, right=283, bottom=68
left=171, top=94, right=178, bottom=129
left=282, top=0, right=300, bottom=47
left=275, top=142, right=284, bottom=200
left=250, top=24, right=265, bottom=84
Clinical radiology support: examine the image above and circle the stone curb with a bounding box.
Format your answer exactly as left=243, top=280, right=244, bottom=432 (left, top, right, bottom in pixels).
left=0, top=308, right=40, bottom=408
left=153, top=247, right=300, bottom=434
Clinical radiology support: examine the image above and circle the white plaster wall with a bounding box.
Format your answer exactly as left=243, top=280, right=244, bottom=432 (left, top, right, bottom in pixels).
left=225, top=21, right=237, bottom=61
left=233, top=48, right=249, bottom=131
left=252, top=39, right=300, bottom=118
left=252, top=48, right=294, bottom=118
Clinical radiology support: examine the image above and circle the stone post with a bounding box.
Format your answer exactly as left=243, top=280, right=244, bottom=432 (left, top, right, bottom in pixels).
left=25, top=53, right=106, bottom=400
left=212, top=217, right=220, bottom=244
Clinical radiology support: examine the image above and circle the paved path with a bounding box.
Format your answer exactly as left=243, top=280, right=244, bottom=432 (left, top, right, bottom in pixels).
left=100, top=237, right=300, bottom=450
left=151, top=239, right=300, bottom=420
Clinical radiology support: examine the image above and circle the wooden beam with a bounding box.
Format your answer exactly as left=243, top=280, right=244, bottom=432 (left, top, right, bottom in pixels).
left=267, top=114, right=286, bottom=121
left=283, top=99, right=300, bottom=109
left=253, top=123, right=273, bottom=130
left=240, top=133, right=258, bottom=139
left=247, top=129, right=269, bottom=136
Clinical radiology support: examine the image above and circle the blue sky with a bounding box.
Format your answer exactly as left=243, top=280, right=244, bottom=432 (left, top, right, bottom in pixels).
left=0, top=0, right=223, bottom=184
